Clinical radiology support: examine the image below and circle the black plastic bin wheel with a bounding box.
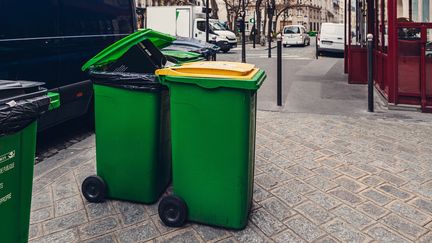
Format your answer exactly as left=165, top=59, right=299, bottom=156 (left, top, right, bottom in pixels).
left=82, top=175, right=107, bottom=203
left=158, top=195, right=188, bottom=227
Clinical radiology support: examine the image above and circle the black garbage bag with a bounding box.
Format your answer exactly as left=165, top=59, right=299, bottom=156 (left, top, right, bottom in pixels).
left=89, top=71, right=166, bottom=92
left=0, top=81, right=50, bottom=137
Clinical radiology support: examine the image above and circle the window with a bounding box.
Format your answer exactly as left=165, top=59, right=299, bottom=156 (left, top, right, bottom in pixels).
left=0, top=0, right=59, bottom=39
left=284, top=26, right=301, bottom=34
left=398, top=0, right=432, bottom=22
left=197, top=21, right=206, bottom=32
left=59, top=0, right=134, bottom=36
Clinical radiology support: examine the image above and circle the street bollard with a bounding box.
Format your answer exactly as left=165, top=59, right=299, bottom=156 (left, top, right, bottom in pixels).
left=315, top=35, right=319, bottom=59
left=367, top=33, right=374, bottom=112
left=277, top=36, right=282, bottom=106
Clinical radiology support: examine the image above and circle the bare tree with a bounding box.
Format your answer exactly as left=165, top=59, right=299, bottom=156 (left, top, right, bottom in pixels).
left=255, top=0, right=263, bottom=42
left=210, top=0, right=219, bottom=19
left=223, top=0, right=251, bottom=30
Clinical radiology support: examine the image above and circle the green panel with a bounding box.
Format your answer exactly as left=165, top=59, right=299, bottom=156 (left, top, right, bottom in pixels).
left=166, top=82, right=256, bottom=229
left=0, top=122, right=37, bottom=243
left=94, top=85, right=171, bottom=204
left=82, top=29, right=176, bottom=71
left=159, top=69, right=266, bottom=90
left=47, top=92, right=60, bottom=110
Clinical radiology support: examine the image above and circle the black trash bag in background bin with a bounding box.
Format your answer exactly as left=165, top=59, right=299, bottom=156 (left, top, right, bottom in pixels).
left=0, top=81, right=50, bottom=137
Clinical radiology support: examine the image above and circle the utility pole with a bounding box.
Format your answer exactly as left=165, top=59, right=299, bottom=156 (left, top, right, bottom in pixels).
left=241, top=0, right=246, bottom=63
left=206, top=0, right=209, bottom=42
left=367, top=33, right=374, bottom=112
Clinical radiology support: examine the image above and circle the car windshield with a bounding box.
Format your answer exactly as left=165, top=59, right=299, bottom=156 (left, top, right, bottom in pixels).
left=321, top=25, right=344, bottom=36
left=284, top=26, right=300, bottom=34
left=211, top=22, right=226, bottom=31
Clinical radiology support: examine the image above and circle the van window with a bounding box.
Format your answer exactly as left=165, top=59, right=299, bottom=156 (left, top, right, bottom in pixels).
left=197, top=21, right=206, bottom=32
left=284, top=26, right=300, bottom=34
left=321, top=25, right=344, bottom=36
left=59, top=0, right=134, bottom=36
left=0, top=0, right=59, bottom=39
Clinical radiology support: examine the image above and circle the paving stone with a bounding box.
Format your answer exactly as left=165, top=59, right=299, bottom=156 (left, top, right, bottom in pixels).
left=150, top=215, right=179, bottom=235
left=253, top=184, right=271, bottom=203
left=353, top=163, right=379, bottom=174
left=260, top=164, right=294, bottom=181
left=287, top=165, right=315, bottom=179
left=29, top=224, right=43, bottom=240
left=360, top=176, right=385, bottom=187
left=331, top=205, right=373, bottom=229
left=320, top=158, right=344, bottom=168
left=43, top=210, right=88, bottom=234
left=314, top=236, right=339, bottom=243
left=378, top=171, right=407, bottom=186
left=255, top=173, right=280, bottom=189
left=337, top=166, right=367, bottom=179
left=306, top=191, right=341, bottom=210
left=334, top=176, right=366, bottom=193
left=31, top=229, right=80, bottom=243
left=250, top=208, right=286, bottom=237
left=285, top=215, right=326, bottom=242
left=31, top=187, right=53, bottom=211
left=357, top=201, right=390, bottom=220
left=31, top=206, right=54, bottom=224
left=270, top=155, right=296, bottom=169
left=418, top=232, right=432, bottom=243
left=113, top=201, right=149, bottom=226
left=323, top=219, right=370, bottom=243
left=313, top=166, right=341, bottom=179
left=52, top=178, right=80, bottom=201
left=286, top=179, right=315, bottom=195
left=83, top=234, right=116, bottom=243
left=78, top=216, right=119, bottom=240
left=411, top=198, right=432, bottom=215
left=85, top=201, right=116, bottom=220
left=378, top=184, right=412, bottom=200
left=232, top=225, right=268, bottom=243
left=295, top=201, right=334, bottom=224
left=329, top=188, right=364, bottom=206
left=192, top=224, right=231, bottom=242
left=305, top=176, right=338, bottom=192
left=260, top=197, right=293, bottom=221
left=273, top=229, right=305, bottom=243
left=54, top=195, right=84, bottom=217
left=361, top=189, right=393, bottom=206
left=216, top=237, right=237, bottom=243
left=381, top=214, right=428, bottom=240
left=117, top=220, right=160, bottom=243
left=366, top=224, right=410, bottom=243
left=388, top=201, right=430, bottom=225
left=271, top=185, right=305, bottom=207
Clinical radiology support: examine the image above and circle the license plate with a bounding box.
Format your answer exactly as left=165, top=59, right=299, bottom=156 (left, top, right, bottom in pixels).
left=322, top=41, right=332, bottom=45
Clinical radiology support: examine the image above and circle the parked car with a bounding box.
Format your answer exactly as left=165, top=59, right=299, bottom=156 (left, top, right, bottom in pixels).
left=282, top=25, right=310, bottom=47
left=317, top=23, right=345, bottom=55
left=0, top=0, right=137, bottom=131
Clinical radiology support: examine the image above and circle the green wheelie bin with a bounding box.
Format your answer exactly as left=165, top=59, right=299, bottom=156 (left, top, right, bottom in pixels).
left=156, top=61, right=266, bottom=229
left=80, top=29, right=174, bottom=204
left=0, top=81, right=59, bottom=243
left=161, top=50, right=204, bottom=64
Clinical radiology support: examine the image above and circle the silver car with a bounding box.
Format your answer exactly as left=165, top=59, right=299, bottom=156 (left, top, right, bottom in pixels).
left=282, top=25, right=311, bottom=47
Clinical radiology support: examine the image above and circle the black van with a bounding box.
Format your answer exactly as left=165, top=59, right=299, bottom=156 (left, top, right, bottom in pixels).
left=0, top=0, right=137, bottom=130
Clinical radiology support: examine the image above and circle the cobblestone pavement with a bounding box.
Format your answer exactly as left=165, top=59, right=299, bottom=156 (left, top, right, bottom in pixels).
left=30, top=111, right=432, bottom=243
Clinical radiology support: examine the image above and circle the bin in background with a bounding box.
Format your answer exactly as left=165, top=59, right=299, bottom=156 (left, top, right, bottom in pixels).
left=0, top=81, right=59, bottom=243
left=156, top=62, right=266, bottom=229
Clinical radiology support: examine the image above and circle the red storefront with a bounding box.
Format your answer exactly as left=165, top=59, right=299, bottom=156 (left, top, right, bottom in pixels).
left=345, top=0, right=432, bottom=112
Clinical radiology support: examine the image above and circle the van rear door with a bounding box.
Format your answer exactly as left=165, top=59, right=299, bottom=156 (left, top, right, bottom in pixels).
left=320, top=24, right=344, bottom=51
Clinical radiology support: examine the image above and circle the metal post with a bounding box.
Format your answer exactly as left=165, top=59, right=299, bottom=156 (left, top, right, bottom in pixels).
left=205, top=0, right=209, bottom=42
left=241, top=0, right=246, bottom=63
left=267, top=3, right=273, bottom=58
left=367, top=33, right=374, bottom=112
left=253, top=11, right=256, bottom=49
left=315, top=35, right=319, bottom=59
left=277, top=36, right=282, bottom=106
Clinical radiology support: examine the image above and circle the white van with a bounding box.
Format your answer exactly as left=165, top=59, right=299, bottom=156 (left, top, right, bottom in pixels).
left=282, top=25, right=310, bottom=47
left=317, top=23, right=344, bottom=54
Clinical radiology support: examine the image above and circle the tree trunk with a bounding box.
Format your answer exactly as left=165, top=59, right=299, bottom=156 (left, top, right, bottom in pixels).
left=255, top=0, right=263, bottom=42
left=210, top=0, right=219, bottom=19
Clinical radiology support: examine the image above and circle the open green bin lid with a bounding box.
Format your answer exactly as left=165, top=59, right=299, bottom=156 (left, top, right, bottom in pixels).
left=156, top=61, right=266, bottom=90
left=81, top=29, right=176, bottom=71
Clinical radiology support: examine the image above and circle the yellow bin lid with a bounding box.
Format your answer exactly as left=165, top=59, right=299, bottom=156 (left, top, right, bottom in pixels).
left=156, top=61, right=266, bottom=90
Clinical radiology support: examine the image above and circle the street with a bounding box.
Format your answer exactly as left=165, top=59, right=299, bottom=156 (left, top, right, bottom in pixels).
left=30, top=37, right=432, bottom=243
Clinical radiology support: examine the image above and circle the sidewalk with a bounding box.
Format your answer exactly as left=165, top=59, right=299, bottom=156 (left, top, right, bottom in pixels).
left=29, top=110, right=432, bottom=243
